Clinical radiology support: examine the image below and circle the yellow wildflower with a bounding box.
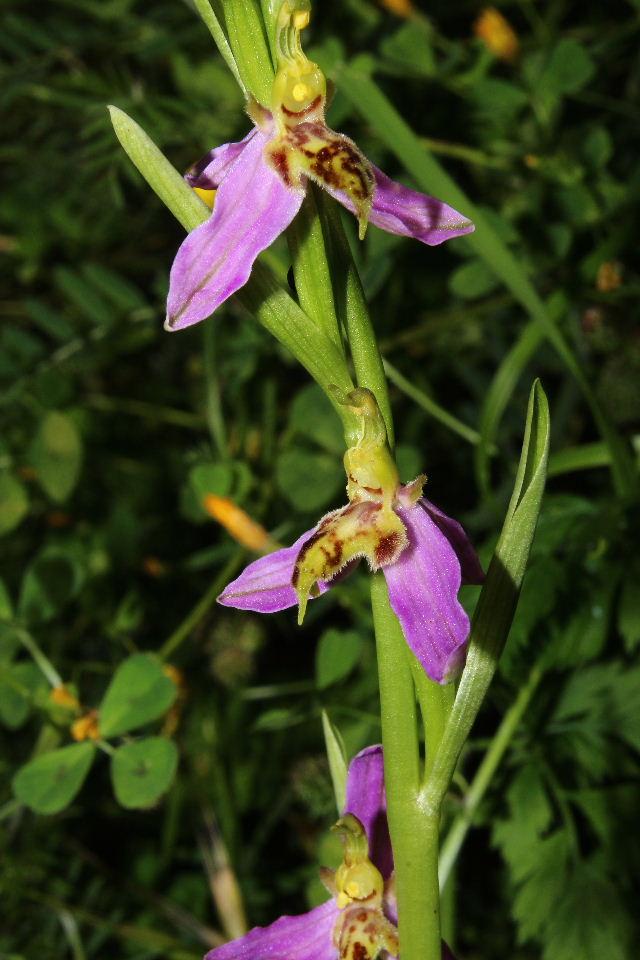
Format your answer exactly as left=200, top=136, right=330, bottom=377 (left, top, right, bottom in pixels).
left=71, top=710, right=101, bottom=742
left=474, top=7, right=519, bottom=63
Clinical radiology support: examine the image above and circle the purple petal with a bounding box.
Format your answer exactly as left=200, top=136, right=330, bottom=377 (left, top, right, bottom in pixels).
left=329, top=164, right=474, bottom=245
left=384, top=504, right=470, bottom=683
left=185, top=130, right=257, bottom=189
left=217, top=527, right=335, bottom=613
left=344, top=745, right=393, bottom=879
left=166, top=129, right=305, bottom=330
left=442, top=943, right=458, bottom=960
left=420, top=499, right=484, bottom=586
left=204, top=899, right=338, bottom=960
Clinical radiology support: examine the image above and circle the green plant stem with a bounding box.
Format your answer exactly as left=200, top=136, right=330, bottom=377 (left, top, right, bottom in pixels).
left=159, top=549, right=245, bottom=661
left=371, top=574, right=441, bottom=960
left=320, top=197, right=394, bottom=447
left=286, top=185, right=344, bottom=352
left=384, top=359, right=484, bottom=449
left=438, top=663, right=542, bottom=889
left=17, top=628, right=62, bottom=687
left=191, top=0, right=247, bottom=96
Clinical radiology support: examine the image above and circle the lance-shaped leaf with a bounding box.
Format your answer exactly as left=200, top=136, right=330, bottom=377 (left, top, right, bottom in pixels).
left=423, top=379, right=550, bottom=807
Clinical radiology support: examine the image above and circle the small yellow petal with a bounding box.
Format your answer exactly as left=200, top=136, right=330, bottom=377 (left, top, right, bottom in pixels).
left=193, top=186, right=216, bottom=209
left=71, top=710, right=101, bottom=742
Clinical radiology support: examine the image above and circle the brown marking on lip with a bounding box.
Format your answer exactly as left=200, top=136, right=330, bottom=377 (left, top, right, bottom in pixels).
left=374, top=532, right=402, bottom=566
left=351, top=942, right=367, bottom=960
left=268, top=148, right=292, bottom=187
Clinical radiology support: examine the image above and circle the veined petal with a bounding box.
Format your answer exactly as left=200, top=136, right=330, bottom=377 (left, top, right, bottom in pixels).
left=384, top=504, right=470, bottom=683
left=185, top=129, right=258, bottom=189
left=330, top=164, right=474, bottom=246
left=344, top=746, right=392, bottom=880
left=204, top=899, right=338, bottom=960
left=166, top=129, right=305, bottom=330
left=217, top=528, right=335, bottom=613
left=420, top=499, right=484, bottom=585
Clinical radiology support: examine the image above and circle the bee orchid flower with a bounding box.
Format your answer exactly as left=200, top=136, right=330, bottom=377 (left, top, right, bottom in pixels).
left=166, top=1, right=474, bottom=330
left=203, top=745, right=456, bottom=960
left=218, top=389, right=483, bottom=684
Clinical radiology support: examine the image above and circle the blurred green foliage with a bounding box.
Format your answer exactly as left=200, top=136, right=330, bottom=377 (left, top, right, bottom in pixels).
left=1, top=0, right=639, bottom=958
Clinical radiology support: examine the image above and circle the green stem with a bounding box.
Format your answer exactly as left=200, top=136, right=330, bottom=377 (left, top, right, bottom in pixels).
left=321, top=198, right=394, bottom=447
left=371, top=574, right=441, bottom=960
left=159, top=549, right=245, bottom=661
left=384, top=359, right=485, bottom=449
left=191, top=0, right=247, bottom=96
left=17, top=628, right=62, bottom=687
left=286, top=185, right=344, bottom=352
left=438, top=663, right=542, bottom=889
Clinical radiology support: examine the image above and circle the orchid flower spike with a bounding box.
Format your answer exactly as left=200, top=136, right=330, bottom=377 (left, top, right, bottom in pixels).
left=166, top=1, right=475, bottom=330
left=203, top=745, right=457, bottom=960
left=218, top=389, right=484, bottom=683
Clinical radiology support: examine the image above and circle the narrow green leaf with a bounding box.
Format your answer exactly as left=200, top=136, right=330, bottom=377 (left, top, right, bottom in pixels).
left=316, top=628, right=362, bottom=690
left=547, top=442, right=611, bottom=477
left=221, top=0, right=274, bottom=106
left=474, top=318, right=545, bottom=495
left=0, top=472, right=29, bottom=536
left=321, top=710, right=348, bottom=812
left=13, top=742, right=95, bottom=814
left=191, top=0, right=247, bottom=96
left=425, top=381, right=550, bottom=810
left=99, top=654, right=177, bottom=738
left=111, top=737, right=178, bottom=809
left=31, top=411, right=82, bottom=503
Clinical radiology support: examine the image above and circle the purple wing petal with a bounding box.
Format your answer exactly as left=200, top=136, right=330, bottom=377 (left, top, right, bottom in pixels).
left=344, top=745, right=393, bottom=879
left=204, top=900, right=338, bottom=960
left=331, top=163, right=474, bottom=246
left=166, top=129, right=305, bottom=330
left=185, top=130, right=257, bottom=189
left=384, top=505, right=470, bottom=684
left=420, top=499, right=484, bottom=586
left=217, top=527, right=334, bottom=613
